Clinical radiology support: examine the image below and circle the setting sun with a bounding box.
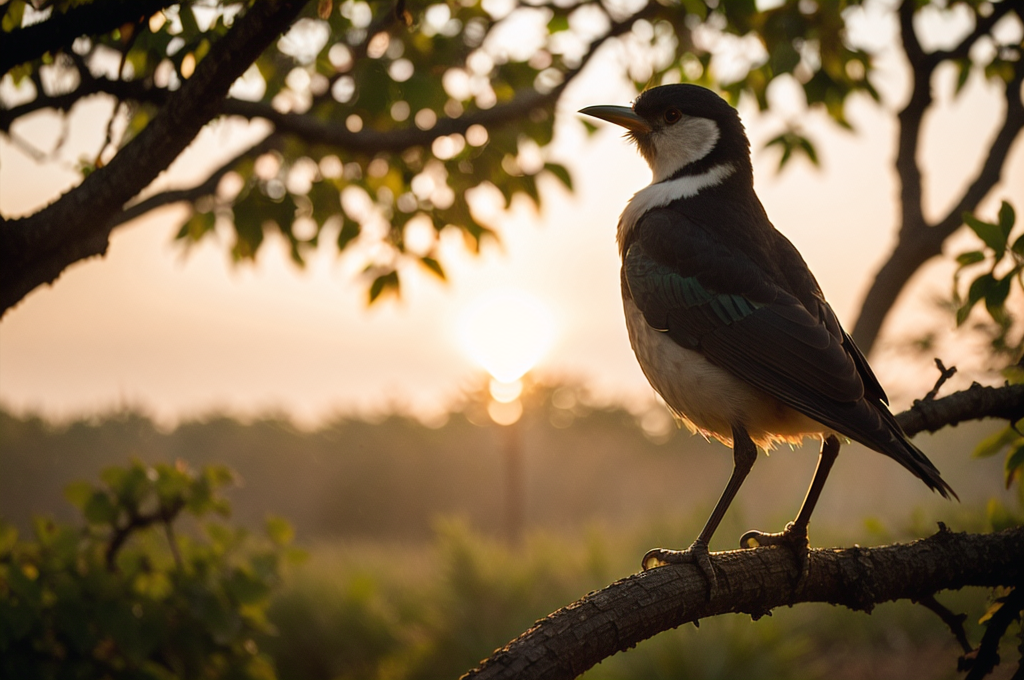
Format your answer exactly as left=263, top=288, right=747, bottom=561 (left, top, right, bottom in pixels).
left=457, top=289, right=557, bottom=384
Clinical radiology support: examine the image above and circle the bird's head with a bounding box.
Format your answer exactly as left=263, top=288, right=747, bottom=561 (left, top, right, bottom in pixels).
left=580, top=84, right=750, bottom=183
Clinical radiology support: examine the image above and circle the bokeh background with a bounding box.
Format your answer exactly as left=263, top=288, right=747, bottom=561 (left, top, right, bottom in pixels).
left=2, top=0, right=1023, bottom=678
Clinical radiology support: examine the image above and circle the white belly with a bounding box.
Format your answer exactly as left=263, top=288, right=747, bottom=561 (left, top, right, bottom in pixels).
left=623, top=297, right=829, bottom=449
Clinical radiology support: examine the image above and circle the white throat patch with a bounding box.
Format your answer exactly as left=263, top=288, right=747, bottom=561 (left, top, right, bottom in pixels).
left=616, top=163, right=735, bottom=254
left=650, top=116, right=720, bottom=183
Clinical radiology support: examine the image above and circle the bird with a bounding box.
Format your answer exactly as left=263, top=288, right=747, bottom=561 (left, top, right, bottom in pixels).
left=579, top=84, right=955, bottom=596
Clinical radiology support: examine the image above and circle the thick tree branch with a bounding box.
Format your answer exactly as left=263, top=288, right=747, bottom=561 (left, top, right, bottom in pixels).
left=896, top=0, right=933, bottom=246
left=0, top=0, right=178, bottom=76
left=932, top=64, right=1024, bottom=238
left=461, top=526, right=1024, bottom=680
left=0, top=0, right=312, bottom=317
left=0, top=0, right=653, bottom=315
left=461, top=382, right=1024, bottom=679
left=851, top=49, right=1024, bottom=354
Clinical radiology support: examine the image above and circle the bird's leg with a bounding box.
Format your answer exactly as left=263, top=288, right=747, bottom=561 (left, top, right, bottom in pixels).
left=739, top=435, right=841, bottom=579
left=642, top=426, right=758, bottom=599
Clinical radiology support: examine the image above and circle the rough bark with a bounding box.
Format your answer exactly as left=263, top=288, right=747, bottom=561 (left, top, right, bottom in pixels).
left=461, top=381, right=1024, bottom=679
left=0, top=0, right=312, bottom=316
left=461, top=526, right=1024, bottom=680
left=897, top=382, right=1024, bottom=436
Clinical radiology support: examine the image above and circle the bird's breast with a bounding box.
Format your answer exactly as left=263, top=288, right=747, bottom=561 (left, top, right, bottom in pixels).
left=622, top=296, right=829, bottom=449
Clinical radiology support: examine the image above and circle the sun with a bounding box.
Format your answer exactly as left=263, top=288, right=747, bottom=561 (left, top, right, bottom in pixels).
left=457, top=289, right=557, bottom=383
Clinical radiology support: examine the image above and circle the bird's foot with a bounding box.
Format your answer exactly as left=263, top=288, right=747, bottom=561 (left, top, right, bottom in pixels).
left=739, top=522, right=810, bottom=585
left=642, top=539, right=718, bottom=600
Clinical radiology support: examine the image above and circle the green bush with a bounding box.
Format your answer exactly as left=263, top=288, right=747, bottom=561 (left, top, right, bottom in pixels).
left=0, top=460, right=300, bottom=680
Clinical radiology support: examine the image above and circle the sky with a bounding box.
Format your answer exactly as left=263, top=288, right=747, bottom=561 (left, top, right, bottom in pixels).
left=1, top=7, right=1023, bottom=428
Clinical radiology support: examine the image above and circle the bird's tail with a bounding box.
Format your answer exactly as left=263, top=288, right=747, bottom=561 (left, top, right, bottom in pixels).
left=878, top=414, right=958, bottom=501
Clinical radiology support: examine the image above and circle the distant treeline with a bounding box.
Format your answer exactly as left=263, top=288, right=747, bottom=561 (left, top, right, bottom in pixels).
left=0, top=383, right=1004, bottom=544
left=1, top=385, right=720, bottom=541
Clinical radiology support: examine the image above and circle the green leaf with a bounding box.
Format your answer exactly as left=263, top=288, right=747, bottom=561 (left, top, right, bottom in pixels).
left=1005, top=441, right=1024, bottom=489
left=64, top=481, right=95, bottom=510
left=974, top=426, right=1020, bottom=458
left=963, top=212, right=1007, bottom=259
left=337, top=216, right=360, bottom=251
left=957, top=273, right=995, bottom=325
left=985, top=274, right=1012, bottom=316
left=765, top=130, right=818, bottom=170
left=265, top=516, right=295, bottom=546
left=84, top=492, right=118, bottom=526
left=797, top=136, right=819, bottom=166
left=997, top=200, right=1015, bottom=235
left=2, top=1, right=25, bottom=32
left=543, top=162, right=573, bottom=191
left=954, top=58, right=971, bottom=96
left=1012, top=232, right=1024, bottom=257
left=227, top=567, right=272, bottom=605
left=955, top=250, right=985, bottom=267
left=368, top=270, right=399, bottom=303
left=547, top=14, right=569, bottom=32
left=420, top=256, right=445, bottom=280
left=176, top=210, right=216, bottom=243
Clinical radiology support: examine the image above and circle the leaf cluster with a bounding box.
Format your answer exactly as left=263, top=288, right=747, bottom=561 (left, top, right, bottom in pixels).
left=973, top=369, right=1024, bottom=518
left=0, top=460, right=300, bottom=680
left=5, top=1, right=1018, bottom=304
left=954, top=201, right=1024, bottom=359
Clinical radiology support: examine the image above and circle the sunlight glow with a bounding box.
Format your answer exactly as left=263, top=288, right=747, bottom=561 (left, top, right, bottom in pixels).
left=458, top=289, right=557, bottom=383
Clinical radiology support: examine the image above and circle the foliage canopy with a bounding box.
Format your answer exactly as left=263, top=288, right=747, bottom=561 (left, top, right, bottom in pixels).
left=2, top=0, right=1020, bottom=351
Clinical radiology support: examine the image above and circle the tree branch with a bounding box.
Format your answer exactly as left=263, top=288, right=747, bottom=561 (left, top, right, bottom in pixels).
left=0, top=0, right=654, bottom=314
left=0, top=0, right=312, bottom=317
left=932, top=64, right=1024, bottom=238
left=851, top=46, right=1024, bottom=354
left=460, top=381, right=1024, bottom=678
left=461, top=526, right=1024, bottom=680
left=932, top=0, right=1022, bottom=65
left=897, top=382, right=1024, bottom=436
left=964, top=585, right=1024, bottom=680
left=0, top=0, right=178, bottom=76
left=106, top=134, right=283, bottom=230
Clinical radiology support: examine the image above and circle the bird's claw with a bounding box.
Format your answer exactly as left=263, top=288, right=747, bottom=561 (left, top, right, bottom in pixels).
left=739, top=522, right=810, bottom=585
left=642, top=539, right=718, bottom=600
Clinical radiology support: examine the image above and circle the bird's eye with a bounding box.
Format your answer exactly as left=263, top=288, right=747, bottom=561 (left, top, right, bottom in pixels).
left=664, top=108, right=682, bottom=124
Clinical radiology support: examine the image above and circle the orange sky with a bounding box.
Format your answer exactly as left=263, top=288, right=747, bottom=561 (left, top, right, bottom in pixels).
left=1, top=18, right=1022, bottom=427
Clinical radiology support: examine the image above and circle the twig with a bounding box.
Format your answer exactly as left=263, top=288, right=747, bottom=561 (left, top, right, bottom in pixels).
left=104, top=134, right=283, bottom=231
left=917, top=592, right=972, bottom=653
left=163, top=518, right=184, bottom=571
left=900, top=383, right=1024, bottom=437
left=965, top=586, right=1024, bottom=680
left=923, top=358, right=957, bottom=401
left=105, top=499, right=185, bottom=571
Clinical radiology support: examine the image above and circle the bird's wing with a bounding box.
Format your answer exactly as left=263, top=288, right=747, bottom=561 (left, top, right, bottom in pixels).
left=623, top=208, right=868, bottom=427
left=624, top=207, right=956, bottom=499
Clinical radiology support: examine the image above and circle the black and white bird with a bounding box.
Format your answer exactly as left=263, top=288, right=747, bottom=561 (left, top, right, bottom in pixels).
left=580, top=84, right=955, bottom=594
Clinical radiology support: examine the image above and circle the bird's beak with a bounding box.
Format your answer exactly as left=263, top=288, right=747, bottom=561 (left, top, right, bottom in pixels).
left=578, top=105, right=651, bottom=134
